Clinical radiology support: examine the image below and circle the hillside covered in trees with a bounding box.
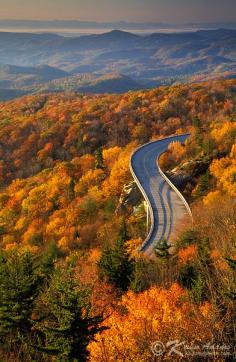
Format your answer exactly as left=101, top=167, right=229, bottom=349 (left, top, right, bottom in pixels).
left=0, top=79, right=236, bottom=361
left=1, top=28, right=236, bottom=100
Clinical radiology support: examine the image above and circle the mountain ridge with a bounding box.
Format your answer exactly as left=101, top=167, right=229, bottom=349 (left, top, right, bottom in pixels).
left=0, top=28, right=235, bottom=99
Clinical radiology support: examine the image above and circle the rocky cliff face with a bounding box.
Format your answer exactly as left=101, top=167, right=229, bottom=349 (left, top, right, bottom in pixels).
left=165, top=158, right=211, bottom=199
left=166, top=163, right=193, bottom=189
left=117, top=158, right=210, bottom=213
left=116, top=181, right=143, bottom=214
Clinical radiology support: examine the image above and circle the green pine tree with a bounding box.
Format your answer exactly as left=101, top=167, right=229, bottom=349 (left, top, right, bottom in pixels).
left=0, top=250, right=39, bottom=353
left=34, top=263, right=104, bottom=362
left=154, top=238, right=171, bottom=259
left=95, top=147, right=104, bottom=170
left=202, top=138, right=216, bottom=157
left=197, top=236, right=210, bottom=266
left=130, top=259, right=147, bottom=293
left=192, top=116, right=204, bottom=151
left=34, top=242, right=58, bottom=282
left=194, top=171, right=210, bottom=197
left=178, top=263, right=200, bottom=290
left=68, top=178, right=75, bottom=201
left=189, top=275, right=205, bottom=304
left=98, top=221, right=134, bottom=291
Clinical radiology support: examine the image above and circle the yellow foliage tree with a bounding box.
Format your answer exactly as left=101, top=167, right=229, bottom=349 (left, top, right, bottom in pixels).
left=168, top=141, right=186, bottom=162
left=203, top=190, right=221, bottom=206
left=75, top=169, right=105, bottom=196
left=103, top=146, right=122, bottom=170
left=103, top=144, right=134, bottom=198
left=211, top=121, right=236, bottom=153
left=88, top=284, right=219, bottom=361
left=210, top=143, right=236, bottom=196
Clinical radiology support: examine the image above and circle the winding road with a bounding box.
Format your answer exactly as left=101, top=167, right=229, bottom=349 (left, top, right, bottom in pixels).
left=130, top=134, right=192, bottom=256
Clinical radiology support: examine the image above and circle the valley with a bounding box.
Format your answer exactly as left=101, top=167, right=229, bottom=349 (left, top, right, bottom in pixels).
left=0, top=29, right=236, bottom=99
left=0, top=15, right=235, bottom=359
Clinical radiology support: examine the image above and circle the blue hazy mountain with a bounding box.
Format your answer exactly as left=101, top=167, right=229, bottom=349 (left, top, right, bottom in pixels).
left=0, top=28, right=236, bottom=99
left=0, top=19, right=236, bottom=30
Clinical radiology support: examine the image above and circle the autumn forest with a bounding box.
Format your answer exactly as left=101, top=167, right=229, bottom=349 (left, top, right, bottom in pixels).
left=0, top=78, right=236, bottom=361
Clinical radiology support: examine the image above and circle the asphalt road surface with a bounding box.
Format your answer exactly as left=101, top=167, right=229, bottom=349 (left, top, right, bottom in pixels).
left=130, top=134, right=191, bottom=256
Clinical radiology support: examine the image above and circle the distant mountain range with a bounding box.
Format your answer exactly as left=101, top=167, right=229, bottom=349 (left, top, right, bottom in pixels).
left=0, top=64, right=68, bottom=87
left=0, top=28, right=236, bottom=99
left=0, top=66, right=143, bottom=100
left=0, top=19, right=236, bottom=30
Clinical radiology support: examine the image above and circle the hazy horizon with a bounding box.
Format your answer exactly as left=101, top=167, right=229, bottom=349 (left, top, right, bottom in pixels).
left=0, top=18, right=235, bottom=37
left=0, top=0, right=236, bottom=23
left=0, top=28, right=215, bottom=37
left=0, top=19, right=236, bottom=25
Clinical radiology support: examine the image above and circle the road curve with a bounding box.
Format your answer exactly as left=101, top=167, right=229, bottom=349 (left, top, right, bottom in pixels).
left=130, top=134, right=192, bottom=256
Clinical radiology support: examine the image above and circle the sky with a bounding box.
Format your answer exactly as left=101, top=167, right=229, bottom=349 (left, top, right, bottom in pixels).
left=0, top=0, right=236, bottom=23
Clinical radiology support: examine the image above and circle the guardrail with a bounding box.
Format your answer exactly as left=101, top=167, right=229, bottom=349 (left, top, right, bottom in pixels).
left=129, top=133, right=193, bottom=251
left=129, top=153, right=155, bottom=251
left=157, top=152, right=193, bottom=221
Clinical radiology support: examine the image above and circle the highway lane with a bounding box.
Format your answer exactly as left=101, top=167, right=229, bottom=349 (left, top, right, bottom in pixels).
left=130, top=134, right=191, bottom=256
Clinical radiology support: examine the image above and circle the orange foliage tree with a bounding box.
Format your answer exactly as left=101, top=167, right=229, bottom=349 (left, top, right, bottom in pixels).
left=210, top=143, right=236, bottom=196
left=88, top=284, right=219, bottom=361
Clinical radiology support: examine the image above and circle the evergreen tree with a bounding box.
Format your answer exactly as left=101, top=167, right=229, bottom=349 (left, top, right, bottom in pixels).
left=197, top=236, right=210, bottom=266
left=0, top=251, right=39, bottom=352
left=178, top=263, right=199, bottom=290
left=98, top=221, right=134, bottom=291
left=177, top=229, right=199, bottom=249
left=154, top=238, right=171, bottom=259
left=95, top=147, right=104, bottom=170
left=34, top=263, right=104, bottom=362
left=130, top=259, right=147, bottom=293
left=189, top=275, right=205, bottom=304
left=192, top=116, right=204, bottom=151
left=34, top=242, right=58, bottom=283
left=68, top=178, right=75, bottom=201
left=202, top=138, right=216, bottom=157
left=194, top=170, right=210, bottom=197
